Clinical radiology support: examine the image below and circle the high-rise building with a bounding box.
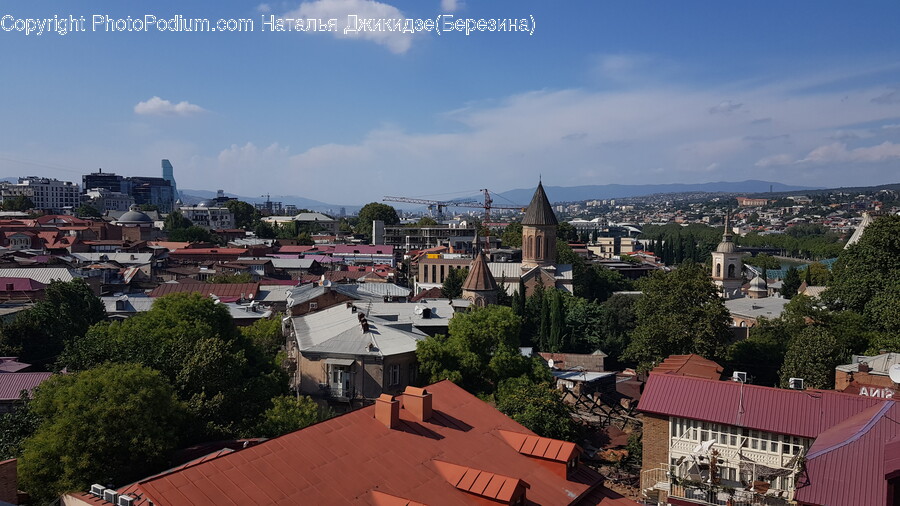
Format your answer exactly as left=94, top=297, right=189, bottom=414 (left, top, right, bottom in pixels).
left=83, top=169, right=124, bottom=193
left=81, top=170, right=175, bottom=213
left=161, top=159, right=178, bottom=199
left=0, top=177, right=79, bottom=213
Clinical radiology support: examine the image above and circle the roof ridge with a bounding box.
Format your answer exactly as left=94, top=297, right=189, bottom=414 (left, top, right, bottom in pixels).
left=805, top=401, right=894, bottom=460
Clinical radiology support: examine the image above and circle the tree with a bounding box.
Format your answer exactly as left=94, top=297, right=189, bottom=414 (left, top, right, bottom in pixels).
left=225, top=200, right=260, bottom=230
left=241, top=315, right=284, bottom=356
left=624, top=262, right=732, bottom=371
left=557, top=222, right=578, bottom=243
left=60, top=293, right=287, bottom=437
left=727, top=317, right=793, bottom=387
left=501, top=222, right=523, bottom=248
left=417, top=216, right=438, bottom=227
left=75, top=204, right=102, bottom=218
left=495, top=376, right=574, bottom=441
left=254, top=220, right=277, bottom=239
left=580, top=265, right=632, bottom=303
left=806, top=262, right=831, bottom=286
left=168, top=225, right=216, bottom=243
left=163, top=210, right=192, bottom=232
left=416, top=305, right=529, bottom=394
left=18, top=364, right=186, bottom=504
left=781, top=266, right=801, bottom=299
left=743, top=253, right=780, bottom=271
left=254, top=395, right=331, bottom=438
left=0, top=279, right=106, bottom=368
left=824, top=215, right=900, bottom=320
left=1, top=195, right=34, bottom=211
left=779, top=326, right=843, bottom=389
left=138, top=204, right=159, bottom=212
left=356, top=202, right=399, bottom=238
left=297, top=232, right=315, bottom=245
left=441, top=267, right=468, bottom=299
left=0, top=394, right=40, bottom=460
left=207, top=273, right=253, bottom=284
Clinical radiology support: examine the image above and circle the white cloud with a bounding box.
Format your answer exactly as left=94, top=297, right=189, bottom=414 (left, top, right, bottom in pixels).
left=709, top=100, right=744, bottom=115
left=798, top=141, right=900, bottom=164
left=440, top=0, right=461, bottom=13
left=282, top=0, right=414, bottom=54
left=257, top=3, right=272, bottom=13
left=134, top=96, right=206, bottom=117
left=755, top=153, right=795, bottom=167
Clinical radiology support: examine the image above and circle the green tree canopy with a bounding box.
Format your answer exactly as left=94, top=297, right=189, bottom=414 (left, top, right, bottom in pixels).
left=501, top=222, right=523, bottom=248
left=0, top=279, right=106, bottom=368
left=778, top=326, right=843, bottom=389
left=168, top=225, right=217, bottom=243
left=19, top=363, right=186, bottom=504
left=356, top=202, right=400, bottom=238
left=224, top=200, right=260, bottom=230
left=624, top=262, right=732, bottom=371
left=579, top=265, right=633, bottom=303
left=495, top=376, right=574, bottom=441
left=416, top=216, right=438, bottom=227
left=60, top=293, right=287, bottom=437
left=75, top=204, right=102, bottom=218
left=441, top=267, right=469, bottom=299
left=254, top=220, right=277, bottom=239
left=163, top=210, right=192, bottom=231
left=416, top=305, right=532, bottom=394
left=255, top=395, right=332, bottom=438
left=824, top=215, right=900, bottom=330
left=743, top=253, right=780, bottom=270
left=1, top=195, right=35, bottom=211
left=781, top=266, right=802, bottom=299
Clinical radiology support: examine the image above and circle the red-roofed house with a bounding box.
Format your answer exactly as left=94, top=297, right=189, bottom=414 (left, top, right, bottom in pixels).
left=0, top=277, right=46, bottom=302
left=63, top=381, right=637, bottom=506
left=638, top=371, right=895, bottom=506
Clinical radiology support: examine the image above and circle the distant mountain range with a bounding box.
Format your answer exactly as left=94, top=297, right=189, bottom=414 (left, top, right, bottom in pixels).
left=484, top=180, right=819, bottom=206
left=180, top=189, right=361, bottom=214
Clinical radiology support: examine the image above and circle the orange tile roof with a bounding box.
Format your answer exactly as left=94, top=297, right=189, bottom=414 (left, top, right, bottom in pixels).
left=72, top=381, right=635, bottom=505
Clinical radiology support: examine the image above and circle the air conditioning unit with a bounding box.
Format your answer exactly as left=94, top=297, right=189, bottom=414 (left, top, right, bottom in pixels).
left=103, top=489, right=119, bottom=503
left=90, top=484, right=106, bottom=497
left=732, top=371, right=747, bottom=383
left=118, top=495, right=136, bottom=506
left=789, top=377, right=805, bottom=390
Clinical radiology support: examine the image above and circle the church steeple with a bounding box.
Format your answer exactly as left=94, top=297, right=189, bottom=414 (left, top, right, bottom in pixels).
left=462, top=251, right=498, bottom=307
left=521, top=181, right=558, bottom=269
left=711, top=210, right=742, bottom=299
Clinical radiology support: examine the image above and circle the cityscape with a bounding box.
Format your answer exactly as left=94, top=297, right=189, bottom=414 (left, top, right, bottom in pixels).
left=2, top=1, right=900, bottom=506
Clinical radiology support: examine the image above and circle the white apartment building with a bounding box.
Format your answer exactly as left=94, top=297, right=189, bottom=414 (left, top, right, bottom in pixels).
left=1, top=177, right=80, bottom=213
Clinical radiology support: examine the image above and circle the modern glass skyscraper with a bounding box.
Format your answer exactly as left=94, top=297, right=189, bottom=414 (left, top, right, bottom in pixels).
left=161, top=159, right=178, bottom=199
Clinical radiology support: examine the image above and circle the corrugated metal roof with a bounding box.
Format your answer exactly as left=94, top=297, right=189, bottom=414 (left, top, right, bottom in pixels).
left=71, top=253, right=153, bottom=264
left=651, top=354, right=723, bottom=380
left=0, top=268, right=74, bottom=284
left=149, top=283, right=260, bottom=299
left=0, top=372, right=52, bottom=401
left=84, top=381, right=629, bottom=505
left=638, top=373, right=883, bottom=438
left=521, top=182, right=559, bottom=226
left=794, top=401, right=899, bottom=506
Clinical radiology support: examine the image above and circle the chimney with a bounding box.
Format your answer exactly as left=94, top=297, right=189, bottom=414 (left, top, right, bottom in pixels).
left=859, top=362, right=870, bottom=373
left=375, top=394, right=400, bottom=429
left=403, top=386, right=432, bottom=421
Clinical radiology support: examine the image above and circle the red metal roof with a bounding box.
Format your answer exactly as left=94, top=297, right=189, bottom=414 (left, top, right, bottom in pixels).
left=0, top=372, right=52, bottom=401
left=794, top=401, right=899, bottom=506
left=650, top=354, right=723, bottom=380
left=74, top=381, right=635, bottom=505
left=149, top=283, right=260, bottom=299
left=498, top=430, right=579, bottom=463
left=0, top=277, right=46, bottom=292
left=638, top=373, right=883, bottom=438
left=169, top=248, right=249, bottom=256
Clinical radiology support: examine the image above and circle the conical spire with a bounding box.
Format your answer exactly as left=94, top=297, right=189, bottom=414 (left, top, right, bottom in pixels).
left=521, top=182, right=558, bottom=226
left=462, top=251, right=497, bottom=292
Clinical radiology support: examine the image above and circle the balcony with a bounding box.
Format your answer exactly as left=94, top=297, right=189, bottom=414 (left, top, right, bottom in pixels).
left=642, top=464, right=792, bottom=506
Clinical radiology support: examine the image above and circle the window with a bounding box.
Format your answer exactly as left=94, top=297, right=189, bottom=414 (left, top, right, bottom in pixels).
left=727, top=263, right=736, bottom=278
left=409, top=364, right=418, bottom=385
left=388, top=364, right=400, bottom=386
left=309, top=302, right=317, bottom=310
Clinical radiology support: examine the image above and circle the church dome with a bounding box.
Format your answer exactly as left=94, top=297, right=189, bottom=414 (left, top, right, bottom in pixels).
left=117, top=205, right=154, bottom=224
left=716, top=241, right=737, bottom=253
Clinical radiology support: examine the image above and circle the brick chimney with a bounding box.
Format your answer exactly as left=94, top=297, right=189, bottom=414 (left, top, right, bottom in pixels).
left=375, top=394, right=400, bottom=429
left=859, top=362, right=870, bottom=373
left=402, top=386, right=432, bottom=421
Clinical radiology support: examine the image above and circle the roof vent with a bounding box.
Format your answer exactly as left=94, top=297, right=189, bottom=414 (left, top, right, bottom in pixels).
left=789, top=377, right=804, bottom=390
left=732, top=371, right=747, bottom=383
left=90, top=484, right=106, bottom=497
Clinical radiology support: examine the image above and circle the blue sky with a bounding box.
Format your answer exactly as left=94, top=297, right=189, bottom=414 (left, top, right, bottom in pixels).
left=2, top=0, right=900, bottom=204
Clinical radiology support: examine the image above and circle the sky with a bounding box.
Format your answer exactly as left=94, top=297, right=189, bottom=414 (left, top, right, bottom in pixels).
left=2, top=0, right=900, bottom=205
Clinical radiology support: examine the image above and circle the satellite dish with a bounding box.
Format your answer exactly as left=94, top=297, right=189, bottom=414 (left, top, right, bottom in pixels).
left=548, top=359, right=555, bottom=368
left=322, top=280, right=333, bottom=287
left=889, top=364, right=900, bottom=384
left=414, top=306, right=423, bottom=315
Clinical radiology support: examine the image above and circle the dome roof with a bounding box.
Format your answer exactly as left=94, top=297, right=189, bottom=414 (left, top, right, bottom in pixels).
left=117, top=206, right=153, bottom=224
left=716, top=241, right=737, bottom=253
left=749, top=273, right=768, bottom=292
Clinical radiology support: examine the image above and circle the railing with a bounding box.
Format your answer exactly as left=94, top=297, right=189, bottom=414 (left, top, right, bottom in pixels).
left=668, top=483, right=791, bottom=506
left=640, top=466, right=669, bottom=496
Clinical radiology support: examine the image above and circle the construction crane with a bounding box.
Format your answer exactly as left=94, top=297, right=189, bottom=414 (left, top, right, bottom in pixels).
left=384, top=189, right=523, bottom=223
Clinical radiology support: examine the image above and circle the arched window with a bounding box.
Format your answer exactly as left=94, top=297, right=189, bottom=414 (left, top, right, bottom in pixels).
left=526, top=236, right=533, bottom=258
left=715, top=264, right=721, bottom=277
left=728, top=264, right=736, bottom=278
left=536, top=236, right=543, bottom=260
